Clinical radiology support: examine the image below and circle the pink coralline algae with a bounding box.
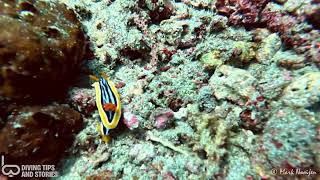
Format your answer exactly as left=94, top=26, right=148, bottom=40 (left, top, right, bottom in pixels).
left=70, top=89, right=96, bottom=115
left=283, top=71, right=293, bottom=81
left=115, top=81, right=126, bottom=89
left=123, top=109, right=139, bottom=130
left=216, top=0, right=270, bottom=26
left=216, top=0, right=318, bottom=56
left=162, top=171, right=176, bottom=180
left=151, top=108, right=175, bottom=129
left=305, top=2, right=320, bottom=29
left=261, top=12, right=300, bottom=47
left=261, top=3, right=320, bottom=57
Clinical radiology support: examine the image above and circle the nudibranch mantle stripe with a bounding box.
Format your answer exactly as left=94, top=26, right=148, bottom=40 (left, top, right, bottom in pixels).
left=93, top=77, right=121, bottom=130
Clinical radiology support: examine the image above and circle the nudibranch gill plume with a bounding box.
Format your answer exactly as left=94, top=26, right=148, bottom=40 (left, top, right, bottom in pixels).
left=90, top=73, right=121, bottom=143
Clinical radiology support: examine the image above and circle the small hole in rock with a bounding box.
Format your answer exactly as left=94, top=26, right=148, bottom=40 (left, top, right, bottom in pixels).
left=120, top=48, right=145, bottom=60
left=96, top=23, right=103, bottom=30
left=197, top=149, right=208, bottom=159
left=75, top=5, right=92, bottom=21
left=19, top=2, right=38, bottom=14
left=32, top=112, right=53, bottom=128
left=43, top=27, right=60, bottom=38
left=217, top=73, right=224, bottom=77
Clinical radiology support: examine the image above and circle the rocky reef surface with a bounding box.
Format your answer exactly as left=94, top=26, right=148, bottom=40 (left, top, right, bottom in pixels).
left=1, top=0, right=319, bottom=179
left=0, top=0, right=85, bottom=102
left=0, top=0, right=85, bottom=170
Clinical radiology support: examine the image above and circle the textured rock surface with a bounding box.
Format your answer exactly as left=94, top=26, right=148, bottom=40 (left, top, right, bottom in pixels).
left=263, top=107, right=318, bottom=168
left=0, top=0, right=85, bottom=102
left=281, top=72, right=320, bottom=108
left=209, top=65, right=258, bottom=102
left=0, top=105, right=83, bottom=165
left=37, top=0, right=320, bottom=179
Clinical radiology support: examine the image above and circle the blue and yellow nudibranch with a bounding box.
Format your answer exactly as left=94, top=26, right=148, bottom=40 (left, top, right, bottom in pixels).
left=90, top=73, right=121, bottom=143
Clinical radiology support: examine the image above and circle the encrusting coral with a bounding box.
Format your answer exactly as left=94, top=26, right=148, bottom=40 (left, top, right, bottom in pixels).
left=0, top=0, right=317, bottom=179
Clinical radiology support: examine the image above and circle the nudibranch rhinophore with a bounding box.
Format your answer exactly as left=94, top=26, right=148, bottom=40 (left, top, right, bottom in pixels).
left=90, top=73, right=121, bottom=143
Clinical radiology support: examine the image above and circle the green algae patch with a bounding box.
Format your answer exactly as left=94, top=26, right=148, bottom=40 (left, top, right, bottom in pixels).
left=200, top=50, right=223, bottom=69
left=232, top=41, right=256, bottom=63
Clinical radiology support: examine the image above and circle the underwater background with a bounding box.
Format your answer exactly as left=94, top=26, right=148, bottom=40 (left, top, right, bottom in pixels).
left=0, top=0, right=319, bottom=179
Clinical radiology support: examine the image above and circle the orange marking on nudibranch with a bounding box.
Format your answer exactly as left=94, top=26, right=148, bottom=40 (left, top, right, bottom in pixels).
left=100, top=72, right=109, bottom=80
left=89, top=75, right=99, bottom=82
left=103, top=103, right=117, bottom=111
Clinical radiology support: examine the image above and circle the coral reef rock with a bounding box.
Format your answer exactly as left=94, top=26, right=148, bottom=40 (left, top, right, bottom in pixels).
left=281, top=72, right=320, bottom=108
left=209, top=65, right=258, bottom=102
left=0, top=0, right=85, bottom=102
left=0, top=105, right=83, bottom=165
left=263, top=107, right=318, bottom=169
left=38, top=0, right=320, bottom=179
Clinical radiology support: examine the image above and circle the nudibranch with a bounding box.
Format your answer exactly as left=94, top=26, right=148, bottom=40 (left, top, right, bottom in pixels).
left=90, top=73, right=121, bottom=143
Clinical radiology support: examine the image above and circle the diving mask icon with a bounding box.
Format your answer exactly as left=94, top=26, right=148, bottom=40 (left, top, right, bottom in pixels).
left=1, top=155, right=20, bottom=177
